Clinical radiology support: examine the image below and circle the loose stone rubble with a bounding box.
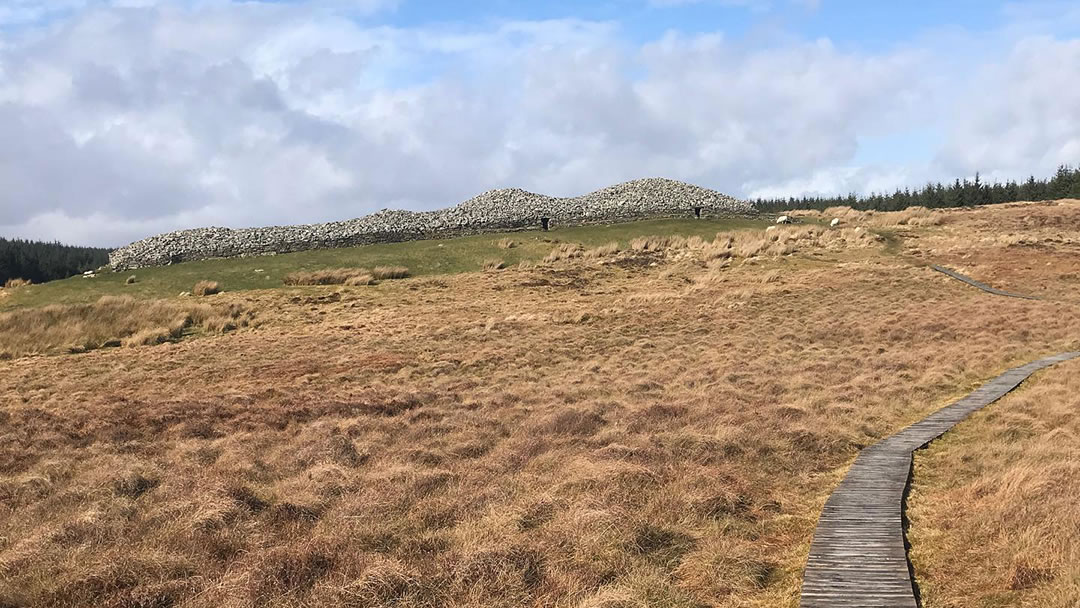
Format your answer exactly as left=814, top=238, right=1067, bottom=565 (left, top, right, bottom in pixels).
left=109, top=178, right=752, bottom=269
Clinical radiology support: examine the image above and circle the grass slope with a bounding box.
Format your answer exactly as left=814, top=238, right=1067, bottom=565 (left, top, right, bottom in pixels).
left=2, top=202, right=1079, bottom=607
left=0, top=217, right=764, bottom=311
left=908, top=357, right=1080, bottom=607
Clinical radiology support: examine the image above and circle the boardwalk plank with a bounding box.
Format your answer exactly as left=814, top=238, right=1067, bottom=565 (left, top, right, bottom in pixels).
left=929, top=264, right=1039, bottom=300
left=799, top=351, right=1079, bottom=607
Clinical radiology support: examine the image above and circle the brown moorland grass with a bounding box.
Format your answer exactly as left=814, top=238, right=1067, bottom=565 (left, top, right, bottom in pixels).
left=372, top=265, right=410, bottom=280
left=283, top=268, right=376, bottom=286
left=3, top=278, right=31, bottom=289
left=544, top=243, right=584, bottom=262
left=908, top=357, right=1080, bottom=608
left=898, top=199, right=1080, bottom=300
left=0, top=295, right=254, bottom=358
left=193, top=280, right=222, bottom=296
left=0, top=201, right=1078, bottom=607
left=584, top=241, right=620, bottom=258
left=796, top=205, right=946, bottom=227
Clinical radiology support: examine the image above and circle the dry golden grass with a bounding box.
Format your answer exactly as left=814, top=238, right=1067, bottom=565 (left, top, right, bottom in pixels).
left=283, top=268, right=374, bottom=286
left=193, top=280, right=222, bottom=296
left=544, top=243, right=584, bottom=262
left=0, top=295, right=254, bottom=358
left=372, top=266, right=410, bottom=280
left=497, top=238, right=517, bottom=249
left=345, top=274, right=376, bottom=286
left=125, top=275, right=137, bottom=285
left=0, top=201, right=1078, bottom=607
left=281, top=266, right=411, bottom=287
left=897, top=199, right=1080, bottom=300
left=908, top=357, right=1080, bottom=607
left=801, top=205, right=946, bottom=227
left=482, top=259, right=506, bottom=271
left=3, top=278, right=31, bottom=289
left=584, top=241, right=620, bottom=259
left=545, top=227, right=881, bottom=270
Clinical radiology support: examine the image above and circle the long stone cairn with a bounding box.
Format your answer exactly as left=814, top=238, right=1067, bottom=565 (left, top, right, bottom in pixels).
left=109, top=178, right=751, bottom=270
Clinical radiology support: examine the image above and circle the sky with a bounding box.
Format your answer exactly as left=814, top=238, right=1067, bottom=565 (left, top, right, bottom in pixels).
left=1, top=0, right=1079, bottom=246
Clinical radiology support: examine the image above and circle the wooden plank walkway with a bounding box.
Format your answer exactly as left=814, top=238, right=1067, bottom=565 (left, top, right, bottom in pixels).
left=930, top=264, right=1040, bottom=300
left=800, top=351, right=1080, bottom=607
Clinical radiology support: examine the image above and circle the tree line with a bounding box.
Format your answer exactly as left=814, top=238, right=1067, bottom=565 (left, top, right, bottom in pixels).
left=1, top=238, right=111, bottom=286
left=751, top=164, right=1080, bottom=213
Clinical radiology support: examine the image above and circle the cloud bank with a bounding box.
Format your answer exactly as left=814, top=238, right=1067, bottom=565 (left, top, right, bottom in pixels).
left=0, top=1, right=1077, bottom=245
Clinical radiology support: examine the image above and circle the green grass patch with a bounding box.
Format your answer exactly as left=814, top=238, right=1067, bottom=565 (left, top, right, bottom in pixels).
left=1, top=217, right=765, bottom=310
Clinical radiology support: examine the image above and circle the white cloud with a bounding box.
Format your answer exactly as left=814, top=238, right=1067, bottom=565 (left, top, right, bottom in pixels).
left=934, top=35, right=1080, bottom=182
left=0, top=1, right=1077, bottom=246
left=743, top=165, right=918, bottom=200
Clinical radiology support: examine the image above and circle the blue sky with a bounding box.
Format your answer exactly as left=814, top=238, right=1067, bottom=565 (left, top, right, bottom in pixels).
left=1, top=0, right=1079, bottom=245
left=381, top=0, right=1013, bottom=49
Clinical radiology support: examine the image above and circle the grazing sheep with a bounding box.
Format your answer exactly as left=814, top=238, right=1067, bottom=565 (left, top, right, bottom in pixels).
left=776, top=215, right=793, bottom=224
left=830, top=218, right=841, bottom=227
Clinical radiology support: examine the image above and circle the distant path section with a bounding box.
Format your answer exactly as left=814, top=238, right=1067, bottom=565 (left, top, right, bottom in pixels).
left=799, top=351, right=1080, bottom=608
left=930, top=264, right=1040, bottom=300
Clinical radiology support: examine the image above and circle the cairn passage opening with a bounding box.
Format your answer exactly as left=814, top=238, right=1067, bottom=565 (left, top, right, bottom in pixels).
left=541, top=217, right=550, bottom=231
left=694, top=207, right=702, bottom=218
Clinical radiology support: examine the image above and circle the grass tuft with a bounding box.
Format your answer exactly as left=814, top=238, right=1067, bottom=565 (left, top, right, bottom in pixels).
left=0, top=295, right=252, bottom=358
left=283, top=268, right=371, bottom=286
left=4, top=278, right=31, bottom=289
left=584, top=242, right=620, bottom=258
left=544, top=243, right=584, bottom=262
left=193, top=280, right=221, bottom=296
left=372, top=266, right=410, bottom=280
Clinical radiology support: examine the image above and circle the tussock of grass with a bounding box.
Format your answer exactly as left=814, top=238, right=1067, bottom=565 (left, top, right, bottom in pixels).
left=125, top=275, right=137, bottom=285
left=811, top=205, right=945, bottom=227
left=619, top=226, right=883, bottom=263
left=4, top=278, right=31, bottom=289
left=344, top=274, right=376, bottom=286
left=193, top=280, right=221, bottom=296
left=283, top=268, right=374, bottom=286
left=629, top=235, right=675, bottom=252
left=0, top=295, right=253, bottom=358
left=372, top=266, right=410, bottom=280
left=544, top=243, right=584, bottom=262
left=584, top=242, right=620, bottom=258
left=496, top=238, right=517, bottom=249
left=482, top=259, right=505, bottom=271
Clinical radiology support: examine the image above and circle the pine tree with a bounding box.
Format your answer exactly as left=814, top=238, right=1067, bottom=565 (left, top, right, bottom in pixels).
left=0, top=238, right=110, bottom=285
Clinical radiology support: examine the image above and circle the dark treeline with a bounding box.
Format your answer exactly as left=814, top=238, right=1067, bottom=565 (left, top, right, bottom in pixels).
left=1, top=238, right=111, bottom=285
left=751, top=165, right=1080, bottom=213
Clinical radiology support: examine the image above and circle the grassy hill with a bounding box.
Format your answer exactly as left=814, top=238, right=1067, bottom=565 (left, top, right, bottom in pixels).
left=2, top=202, right=1080, bottom=607
left=0, top=217, right=764, bottom=311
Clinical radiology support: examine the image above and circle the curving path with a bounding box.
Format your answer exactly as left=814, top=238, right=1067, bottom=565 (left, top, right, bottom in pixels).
left=799, top=351, right=1080, bottom=607
left=930, top=264, right=1040, bottom=300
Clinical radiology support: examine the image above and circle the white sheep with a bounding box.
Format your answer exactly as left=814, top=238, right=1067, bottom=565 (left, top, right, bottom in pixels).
left=830, top=218, right=841, bottom=227
left=776, top=215, right=793, bottom=224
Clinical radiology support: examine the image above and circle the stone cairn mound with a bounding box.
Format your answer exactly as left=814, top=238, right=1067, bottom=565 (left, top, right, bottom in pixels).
left=109, top=177, right=751, bottom=269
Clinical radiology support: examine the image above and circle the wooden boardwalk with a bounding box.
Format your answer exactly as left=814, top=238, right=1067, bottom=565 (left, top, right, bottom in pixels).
left=930, top=264, right=1040, bottom=300
left=800, top=351, right=1080, bottom=607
